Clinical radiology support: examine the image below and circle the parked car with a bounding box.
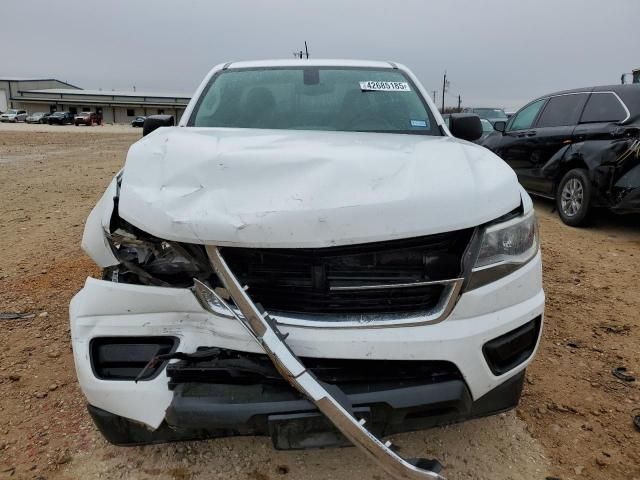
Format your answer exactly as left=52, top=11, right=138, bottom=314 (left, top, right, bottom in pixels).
left=131, top=116, right=146, bottom=127
left=478, top=118, right=496, bottom=142
left=25, top=112, right=48, bottom=124
left=75, top=112, right=97, bottom=126
left=0, top=109, right=28, bottom=122
left=482, top=84, right=640, bottom=226
left=73, top=59, right=543, bottom=479
left=47, top=111, right=74, bottom=125
left=463, top=107, right=509, bottom=126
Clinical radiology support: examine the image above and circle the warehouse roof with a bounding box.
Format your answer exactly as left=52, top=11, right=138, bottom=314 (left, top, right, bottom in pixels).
left=0, top=77, right=81, bottom=88
left=21, top=88, right=191, bottom=99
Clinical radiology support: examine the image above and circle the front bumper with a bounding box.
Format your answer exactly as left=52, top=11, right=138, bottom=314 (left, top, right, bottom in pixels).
left=87, top=369, right=526, bottom=449
left=70, top=252, right=543, bottom=429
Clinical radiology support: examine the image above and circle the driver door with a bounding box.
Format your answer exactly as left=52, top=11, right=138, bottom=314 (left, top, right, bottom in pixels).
left=495, top=99, right=546, bottom=191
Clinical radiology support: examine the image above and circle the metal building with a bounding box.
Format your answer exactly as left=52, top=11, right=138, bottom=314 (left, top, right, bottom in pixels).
left=0, top=77, right=79, bottom=112
left=0, top=76, right=190, bottom=123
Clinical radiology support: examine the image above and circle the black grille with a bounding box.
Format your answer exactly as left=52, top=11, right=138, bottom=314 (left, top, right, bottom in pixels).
left=90, top=337, right=178, bottom=381
left=166, top=348, right=463, bottom=391
left=221, top=229, right=472, bottom=315
left=483, top=317, right=542, bottom=375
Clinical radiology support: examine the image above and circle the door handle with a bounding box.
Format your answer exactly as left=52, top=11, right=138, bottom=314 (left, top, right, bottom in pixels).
left=526, top=131, right=537, bottom=137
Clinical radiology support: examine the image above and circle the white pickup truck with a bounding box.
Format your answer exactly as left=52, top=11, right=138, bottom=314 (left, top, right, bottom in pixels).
left=72, top=59, right=544, bottom=479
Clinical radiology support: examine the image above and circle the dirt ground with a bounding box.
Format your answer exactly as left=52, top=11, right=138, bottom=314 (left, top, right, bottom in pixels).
left=0, top=124, right=639, bottom=480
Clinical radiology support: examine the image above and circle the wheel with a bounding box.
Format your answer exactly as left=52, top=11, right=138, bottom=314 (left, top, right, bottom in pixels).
left=556, top=168, right=593, bottom=227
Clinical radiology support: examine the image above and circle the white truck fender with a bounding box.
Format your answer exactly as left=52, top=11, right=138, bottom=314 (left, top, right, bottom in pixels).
left=81, top=175, right=120, bottom=267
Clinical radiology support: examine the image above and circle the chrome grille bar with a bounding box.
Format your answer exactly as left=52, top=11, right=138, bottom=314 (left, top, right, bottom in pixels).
left=199, top=245, right=446, bottom=480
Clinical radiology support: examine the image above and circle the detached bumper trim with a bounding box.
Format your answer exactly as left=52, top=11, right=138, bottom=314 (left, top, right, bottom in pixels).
left=204, top=245, right=446, bottom=479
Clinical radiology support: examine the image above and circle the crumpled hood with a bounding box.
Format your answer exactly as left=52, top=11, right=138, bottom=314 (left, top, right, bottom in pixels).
left=119, top=127, right=520, bottom=247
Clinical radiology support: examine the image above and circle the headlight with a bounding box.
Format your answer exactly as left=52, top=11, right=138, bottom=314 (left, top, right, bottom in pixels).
left=467, top=209, right=539, bottom=290
left=105, top=225, right=207, bottom=287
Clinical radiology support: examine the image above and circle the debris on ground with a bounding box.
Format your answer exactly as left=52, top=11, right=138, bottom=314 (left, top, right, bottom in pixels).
left=612, top=367, right=635, bottom=382
left=0, top=312, right=35, bottom=320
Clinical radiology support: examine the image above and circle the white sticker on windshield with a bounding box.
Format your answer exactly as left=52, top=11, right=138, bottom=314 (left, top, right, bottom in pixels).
left=359, top=81, right=411, bottom=92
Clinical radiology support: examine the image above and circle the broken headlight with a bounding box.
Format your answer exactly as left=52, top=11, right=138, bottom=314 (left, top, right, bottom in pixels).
left=467, top=209, right=539, bottom=290
left=104, top=224, right=210, bottom=287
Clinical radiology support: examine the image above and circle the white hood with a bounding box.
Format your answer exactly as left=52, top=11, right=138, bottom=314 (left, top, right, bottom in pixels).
left=118, top=127, right=520, bottom=248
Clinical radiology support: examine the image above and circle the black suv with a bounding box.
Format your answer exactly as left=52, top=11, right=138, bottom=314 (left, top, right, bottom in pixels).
left=482, top=85, right=640, bottom=226
left=48, top=111, right=75, bottom=125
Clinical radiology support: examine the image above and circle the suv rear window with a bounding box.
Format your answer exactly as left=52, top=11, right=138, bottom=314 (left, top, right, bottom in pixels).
left=536, top=94, right=587, bottom=128
left=580, top=93, right=627, bottom=123
left=188, top=67, right=440, bottom=136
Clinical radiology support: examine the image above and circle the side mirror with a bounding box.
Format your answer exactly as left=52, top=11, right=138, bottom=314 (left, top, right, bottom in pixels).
left=493, top=120, right=506, bottom=133
left=143, top=115, right=175, bottom=136
left=448, top=114, right=483, bottom=141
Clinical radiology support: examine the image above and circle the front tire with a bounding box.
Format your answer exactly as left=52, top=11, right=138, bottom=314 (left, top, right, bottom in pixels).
left=556, top=168, right=593, bottom=227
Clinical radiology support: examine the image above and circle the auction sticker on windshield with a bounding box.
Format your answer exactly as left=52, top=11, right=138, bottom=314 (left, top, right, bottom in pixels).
left=359, top=81, right=411, bottom=92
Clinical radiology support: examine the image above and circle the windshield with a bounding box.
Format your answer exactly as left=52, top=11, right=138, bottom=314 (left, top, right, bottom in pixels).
left=473, top=108, right=507, bottom=119
left=6, top=109, right=18, bottom=114
left=189, top=67, right=440, bottom=136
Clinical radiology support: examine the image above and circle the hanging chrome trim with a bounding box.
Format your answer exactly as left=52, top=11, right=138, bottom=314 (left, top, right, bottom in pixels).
left=198, top=245, right=446, bottom=480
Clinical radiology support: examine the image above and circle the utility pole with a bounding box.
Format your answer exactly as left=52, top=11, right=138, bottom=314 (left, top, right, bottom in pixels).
left=441, top=71, right=448, bottom=112
left=457, top=94, right=461, bottom=111
left=432, top=90, right=437, bottom=103
left=293, top=42, right=310, bottom=59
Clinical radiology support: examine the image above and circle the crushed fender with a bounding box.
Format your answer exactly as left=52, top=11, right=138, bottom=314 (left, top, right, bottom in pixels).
left=541, top=126, right=640, bottom=212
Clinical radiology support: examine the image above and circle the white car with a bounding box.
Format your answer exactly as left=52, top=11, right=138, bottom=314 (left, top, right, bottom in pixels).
left=72, top=59, right=543, bottom=479
left=0, top=109, right=28, bottom=122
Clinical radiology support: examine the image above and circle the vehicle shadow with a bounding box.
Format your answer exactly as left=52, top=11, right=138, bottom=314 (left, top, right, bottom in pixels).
left=532, top=197, right=640, bottom=235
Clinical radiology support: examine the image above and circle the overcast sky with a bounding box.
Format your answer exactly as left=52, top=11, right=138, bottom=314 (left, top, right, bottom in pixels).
left=2, top=0, right=639, bottom=110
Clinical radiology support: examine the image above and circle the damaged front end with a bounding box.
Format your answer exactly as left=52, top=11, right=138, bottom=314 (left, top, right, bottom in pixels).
left=82, top=180, right=453, bottom=479
left=75, top=171, right=542, bottom=480
left=609, top=136, right=640, bottom=213
left=543, top=125, right=640, bottom=212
